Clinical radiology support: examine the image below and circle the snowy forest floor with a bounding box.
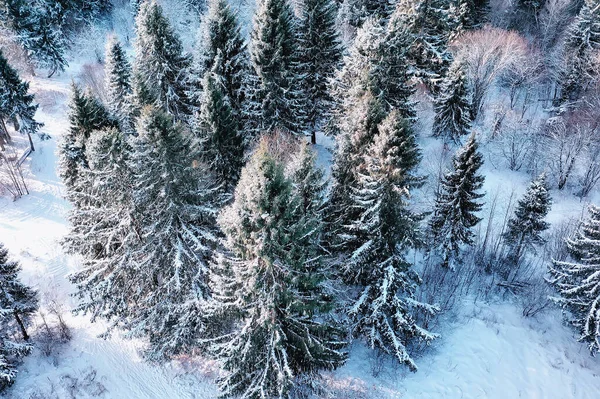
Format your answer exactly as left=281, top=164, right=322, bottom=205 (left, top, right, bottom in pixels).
left=2, top=58, right=600, bottom=399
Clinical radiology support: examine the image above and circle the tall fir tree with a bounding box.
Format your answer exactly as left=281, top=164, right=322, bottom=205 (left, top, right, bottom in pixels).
left=559, top=0, right=600, bottom=103
left=194, top=68, right=245, bottom=192
left=346, top=0, right=394, bottom=27
left=428, top=133, right=485, bottom=269
left=213, top=139, right=346, bottom=398
left=0, top=243, right=36, bottom=391
left=549, top=205, right=600, bottom=355
left=392, top=0, right=453, bottom=91
left=376, top=4, right=417, bottom=121
left=343, top=111, right=437, bottom=370
left=104, top=35, right=133, bottom=131
left=191, top=0, right=249, bottom=113
left=432, top=59, right=472, bottom=143
left=503, top=173, right=552, bottom=263
left=69, top=107, right=222, bottom=360
left=297, top=0, right=342, bottom=144
left=0, top=0, right=68, bottom=76
left=248, top=0, right=304, bottom=135
left=0, top=243, right=38, bottom=341
left=133, top=0, right=193, bottom=119
left=0, top=49, right=42, bottom=139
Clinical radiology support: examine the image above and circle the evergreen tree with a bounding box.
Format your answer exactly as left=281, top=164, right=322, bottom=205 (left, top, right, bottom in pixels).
left=249, top=0, right=304, bottom=135
left=0, top=0, right=68, bottom=76
left=393, top=0, right=453, bottom=91
left=343, top=111, right=437, bottom=370
left=559, top=0, right=600, bottom=103
left=428, top=133, right=485, bottom=269
left=0, top=49, right=42, bottom=138
left=192, top=0, right=249, bottom=112
left=213, top=139, right=346, bottom=398
left=548, top=205, right=600, bottom=355
left=376, top=4, right=417, bottom=121
left=104, top=35, right=133, bottom=130
left=133, top=0, right=192, bottom=119
left=70, top=107, right=222, bottom=360
left=0, top=322, right=32, bottom=392
left=326, top=20, right=390, bottom=251
left=432, top=59, right=472, bottom=143
left=0, top=243, right=36, bottom=390
left=503, top=173, right=552, bottom=263
left=0, top=243, right=38, bottom=341
left=346, top=0, right=393, bottom=27
left=194, top=68, right=245, bottom=191
left=297, top=0, right=342, bottom=144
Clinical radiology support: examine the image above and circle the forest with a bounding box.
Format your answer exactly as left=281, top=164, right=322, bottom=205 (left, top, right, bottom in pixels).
left=1, top=0, right=600, bottom=398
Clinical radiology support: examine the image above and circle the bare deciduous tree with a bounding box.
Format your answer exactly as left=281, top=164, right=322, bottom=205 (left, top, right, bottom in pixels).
left=453, top=27, right=529, bottom=121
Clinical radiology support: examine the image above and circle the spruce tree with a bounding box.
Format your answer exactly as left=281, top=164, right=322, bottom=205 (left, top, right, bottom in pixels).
left=0, top=49, right=42, bottom=139
left=376, top=4, right=417, bottom=120
left=346, top=0, right=393, bottom=28
left=133, top=0, right=192, bottom=119
left=0, top=243, right=38, bottom=341
left=104, top=35, right=133, bottom=130
left=192, top=0, right=248, bottom=112
left=194, top=68, right=245, bottom=191
left=548, top=205, right=600, bottom=355
left=326, top=19, right=389, bottom=251
left=249, top=0, right=304, bottom=135
left=213, top=139, right=346, bottom=398
left=393, top=0, right=453, bottom=91
left=432, top=59, right=472, bottom=143
left=428, top=133, right=485, bottom=269
left=503, top=173, right=552, bottom=263
left=70, top=107, right=222, bottom=360
left=343, top=111, right=437, bottom=370
left=63, top=126, right=132, bottom=261
left=297, top=0, right=342, bottom=144
left=0, top=322, right=32, bottom=392
left=559, top=0, right=600, bottom=103
left=0, top=0, right=68, bottom=76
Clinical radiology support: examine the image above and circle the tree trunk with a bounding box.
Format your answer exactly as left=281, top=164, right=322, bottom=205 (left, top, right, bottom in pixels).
left=13, top=310, right=29, bottom=341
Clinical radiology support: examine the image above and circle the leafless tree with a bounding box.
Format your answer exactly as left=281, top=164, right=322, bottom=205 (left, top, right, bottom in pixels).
left=453, top=27, right=529, bottom=121
left=546, top=116, right=592, bottom=190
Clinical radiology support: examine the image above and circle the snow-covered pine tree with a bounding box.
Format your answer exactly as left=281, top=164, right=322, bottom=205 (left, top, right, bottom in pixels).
left=104, top=35, right=133, bottom=131
left=428, top=132, right=485, bottom=269
left=0, top=49, right=42, bottom=139
left=326, top=19, right=387, bottom=252
left=346, top=0, right=393, bottom=27
left=297, top=0, right=342, bottom=144
left=191, top=0, right=248, bottom=113
left=249, top=0, right=304, bottom=135
left=375, top=3, right=417, bottom=121
left=393, top=0, right=453, bottom=91
left=63, top=126, right=132, bottom=262
left=0, top=316, right=31, bottom=392
left=559, top=0, right=600, bottom=103
left=432, top=59, right=472, bottom=143
left=214, top=139, right=346, bottom=398
left=548, top=205, right=600, bottom=355
left=503, top=173, right=552, bottom=263
left=447, top=0, right=479, bottom=41
left=286, top=143, right=327, bottom=218
left=0, top=0, right=68, bottom=77
left=194, top=68, right=245, bottom=191
left=122, top=107, right=221, bottom=359
left=0, top=243, right=38, bottom=341
left=133, top=0, right=193, bottom=119
left=59, top=84, right=92, bottom=194
left=344, top=111, right=437, bottom=370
